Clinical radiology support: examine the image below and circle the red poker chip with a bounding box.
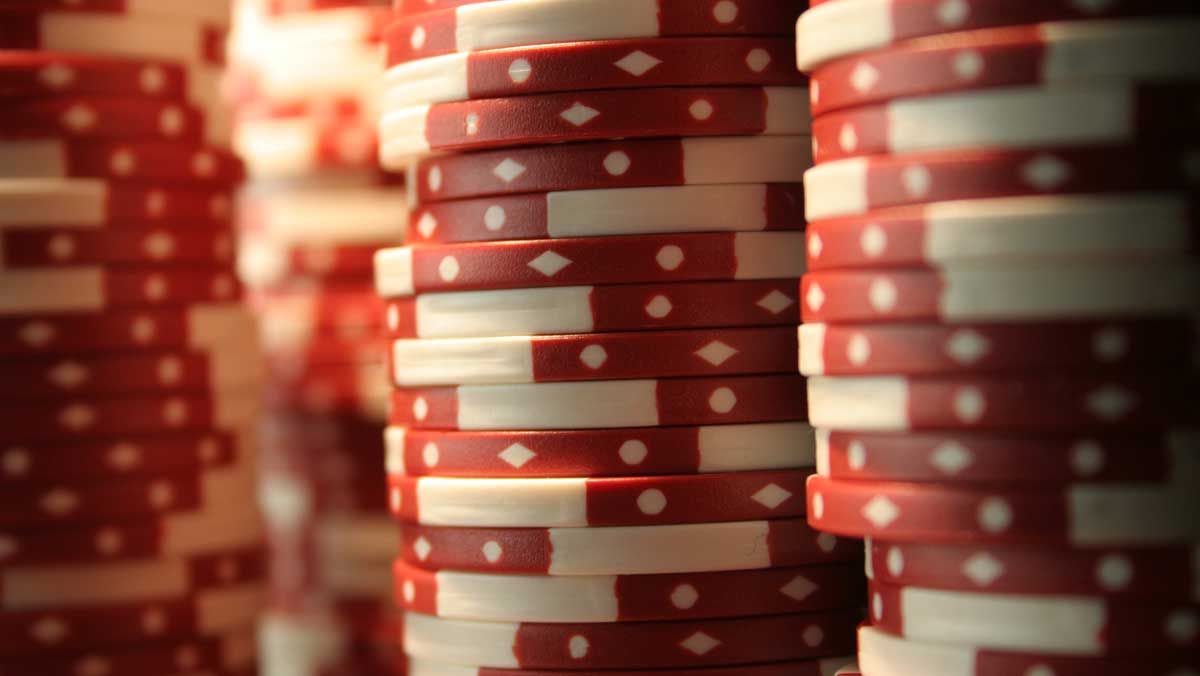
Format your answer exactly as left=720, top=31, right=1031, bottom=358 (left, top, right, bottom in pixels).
left=400, top=518, right=859, bottom=575
left=795, top=0, right=1200, bottom=70
left=1, top=267, right=242, bottom=316
left=0, top=225, right=235, bottom=269
left=803, top=146, right=1198, bottom=222
left=395, top=559, right=864, bottom=623
left=817, top=428, right=1200, bottom=486
left=0, top=179, right=235, bottom=229
left=387, top=469, right=808, bottom=527
left=403, top=657, right=856, bottom=676
left=391, top=374, right=808, bottom=430
left=376, top=232, right=805, bottom=297
left=867, top=579, right=1199, bottom=657
left=402, top=608, right=860, bottom=670
left=238, top=239, right=379, bottom=289
left=389, top=326, right=798, bottom=386
left=383, top=278, right=801, bottom=339
left=809, top=19, right=1200, bottom=117
left=405, top=183, right=805, bottom=244
left=867, top=538, right=1199, bottom=601
left=383, top=36, right=804, bottom=106
left=0, top=51, right=189, bottom=100
left=805, top=474, right=1200, bottom=545
left=0, top=9, right=227, bottom=66
left=386, top=0, right=804, bottom=64
left=0, top=97, right=206, bottom=142
left=0, top=303, right=256, bottom=358
left=798, top=319, right=1199, bottom=377
left=0, top=630, right=255, bottom=676
left=386, top=422, right=813, bottom=480
left=810, top=83, right=1198, bottom=164
left=407, top=136, right=809, bottom=204
left=379, top=86, right=807, bottom=162
left=0, top=139, right=244, bottom=185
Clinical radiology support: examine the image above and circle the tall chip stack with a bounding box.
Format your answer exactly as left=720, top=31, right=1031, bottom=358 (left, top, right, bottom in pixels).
left=793, top=2, right=1200, bottom=674
left=223, top=1, right=408, bottom=674
left=0, top=2, right=264, bottom=674
left=374, top=1, right=866, bottom=674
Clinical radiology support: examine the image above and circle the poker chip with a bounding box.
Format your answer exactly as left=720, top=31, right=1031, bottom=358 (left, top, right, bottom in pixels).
left=867, top=580, right=1200, bottom=656
left=806, top=373, right=1196, bottom=431
left=394, top=559, right=863, bottom=623
left=375, top=232, right=805, bottom=297
left=0, top=267, right=241, bottom=315
left=865, top=538, right=1200, bottom=600
left=0, top=178, right=234, bottom=228
left=0, top=629, right=256, bottom=676
left=0, top=8, right=228, bottom=66
left=810, top=83, right=1197, bottom=164
left=385, top=0, right=804, bottom=64
left=401, top=608, right=860, bottom=670
left=380, top=86, right=807, bottom=161
left=809, top=19, right=1200, bottom=116
left=0, top=52, right=190, bottom=100
left=387, top=469, right=807, bottom=527
left=384, top=278, right=800, bottom=339
left=800, top=262, right=1200, bottom=324
left=384, top=423, right=815, bottom=478
left=7, top=0, right=234, bottom=25
left=0, top=225, right=235, bottom=270
left=0, top=139, right=244, bottom=184
left=383, top=37, right=805, bottom=109
left=391, top=375, right=807, bottom=430
left=238, top=240, right=378, bottom=289
left=389, top=326, right=798, bottom=386
left=0, top=98, right=206, bottom=142
left=238, top=184, right=407, bottom=245
left=816, top=428, right=1200, bottom=486
left=794, top=0, right=1200, bottom=70
left=856, top=624, right=1199, bottom=676
left=806, top=474, right=1200, bottom=545
left=405, top=182, right=805, bottom=244
left=399, top=518, right=858, bottom=575
left=233, top=114, right=378, bottom=178
left=405, top=657, right=858, bottom=676
left=406, top=136, right=811, bottom=204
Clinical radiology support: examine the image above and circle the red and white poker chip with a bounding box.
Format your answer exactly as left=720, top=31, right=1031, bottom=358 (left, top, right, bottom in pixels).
left=400, top=518, right=857, bottom=575
left=384, top=278, right=800, bottom=339
left=809, top=19, right=1200, bottom=116
left=810, top=83, right=1197, bottom=164
left=806, top=474, right=1200, bottom=545
left=0, top=52, right=189, bottom=100
left=391, top=374, right=807, bottom=430
left=817, top=428, right=1200, bottom=486
left=234, top=114, right=378, bottom=178
left=8, top=0, right=233, bottom=25
left=868, top=579, right=1199, bottom=656
left=0, top=629, right=256, bottom=676
left=387, top=469, right=807, bottom=527
left=0, top=8, right=227, bottom=66
left=798, top=319, right=1199, bottom=376
left=866, top=538, right=1199, bottom=600
left=394, top=559, right=863, bottom=623
left=405, top=657, right=857, bottom=676
left=238, top=239, right=378, bottom=289
left=795, top=0, right=1200, bottom=70
left=0, top=97, right=206, bottom=142
left=857, top=624, right=1198, bottom=676
left=1, top=267, right=241, bottom=315
left=237, top=183, right=406, bottom=245
left=0, top=178, right=234, bottom=229
left=801, top=262, right=1200, bottom=324
left=383, top=37, right=804, bottom=108
left=406, top=136, right=810, bottom=204
left=385, top=422, right=815, bottom=478
left=0, top=139, right=244, bottom=184
left=386, top=0, right=804, bottom=64
left=1, top=471, right=224, bottom=528
left=0, top=225, right=235, bottom=269
left=375, top=232, right=805, bottom=297
left=406, top=182, right=805, bottom=244
left=380, top=86, right=808, bottom=162
left=402, top=608, right=859, bottom=670
left=389, top=326, right=798, bottom=386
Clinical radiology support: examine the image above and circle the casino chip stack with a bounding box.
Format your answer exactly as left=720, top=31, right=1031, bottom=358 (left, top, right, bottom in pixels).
left=374, top=1, right=866, bottom=674
left=0, top=2, right=265, bottom=675
left=794, top=2, right=1200, bottom=674
left=224, top=1, right=406, bottom=674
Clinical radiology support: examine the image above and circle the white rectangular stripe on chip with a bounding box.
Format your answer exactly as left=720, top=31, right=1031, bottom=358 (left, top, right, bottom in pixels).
left=161, top=505, right=265, bottom=554
left=375, top=247, right=415, bottom=297
left=814, top=428, right=833, bottom=477
left=857, top=626, right=974, bottom=676
left=547, top=520, right=774, bottom=575
left=0, top=140, right=70, bottom=180
left=0, top=179, right=108, bottom=227
left=680, top=136, right=813, bottom=184
left=797, top=323, right=827, bottom=375
left=696, top=422, right=816, bottom=471
left=455, top=380, right=660, bottom=429
left=404, top=613, right=521, bottom=668
left=126, top=0, right=231, bottom=23
left=1069, top=485, right=1200, bottom=545
left=435, top=570, right=620, bottom=622
left=802, top=157, right=868, bottom=221
left=796, top=0, right=894, bottom=70
left=383, top=54, right=470, bottom=109
left=807, top=376, right=910, bottom=431
left=260, top=612, right=349, bottom=674
left=764, top=87, right=812, bottom=132
left=197, top=584, right=266, bottom=632
left=733, top=232, right=806, bottom=279
left=234, top=118, right=324, bottom=176
left=1, top=268, right=104, bottom=312
left=862, top=538, right=874, bottom=580
left=385, top=427, right=407, bottom=474
left=415, top=476, right=589, bottom=526
left=3, top=559, right=191, bottom=610
left=250, top=188, right=407, bottom=244
left=546, top=184, right=775, bottom=238
left=415, top=286, right=597, bottom=338
left=1042, top=21, right=1200, bottom=81
left=251, top=45, right=383, bottom=101
left=392, top=336, right=535, bottom=386
left=455, top=0, right=660, bottom=51
left=42, top=13, right=208, bottom=63
left=407, top=659, right=481, bottom=676
left=315, top=514, right=399, bottom=561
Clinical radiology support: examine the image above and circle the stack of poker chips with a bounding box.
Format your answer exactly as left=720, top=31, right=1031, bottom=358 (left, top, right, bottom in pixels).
left=0, top=2, right=264, bottom=674
left=374, top=1, right=866, bottom=674
left=793, top=2, right=1200, bottom=674
left=224, top=1, right=406, bottom=674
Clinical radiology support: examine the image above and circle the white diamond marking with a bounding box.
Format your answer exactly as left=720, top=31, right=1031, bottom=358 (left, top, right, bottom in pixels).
left=528, top=250, right=572, bottom=277
left=498, top=444, right=536, bottom=468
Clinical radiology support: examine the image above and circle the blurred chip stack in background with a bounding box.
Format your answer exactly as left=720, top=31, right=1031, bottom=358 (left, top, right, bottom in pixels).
left=374, top=1, right=866, bottom=674
left=793, top=1, right=1200, bottom=674
left=224, top=1, right=404, bottom=674
left=0, top=1, right=263, bottom=674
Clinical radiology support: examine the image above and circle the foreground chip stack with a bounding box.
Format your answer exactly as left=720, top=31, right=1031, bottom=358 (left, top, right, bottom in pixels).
left=794, top=2, right=1200, bottom=674
left=375, top=1, right=865, bottom=674
left=224, top=1, right=406, bottom=674
left=0, top=2, right=265, bottom=674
